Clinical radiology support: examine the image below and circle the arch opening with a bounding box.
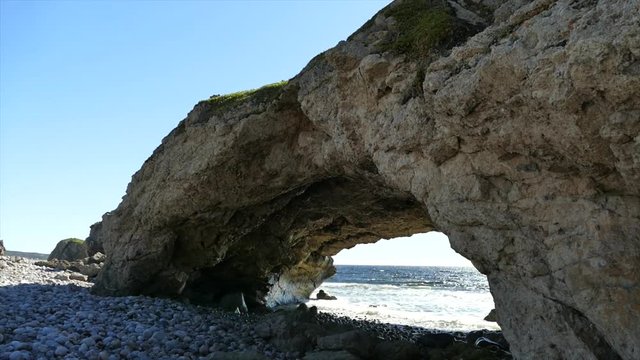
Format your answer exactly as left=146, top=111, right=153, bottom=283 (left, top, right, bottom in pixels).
left=168, top=174, right=499, bottom=334
left=173, top=175, right=433, bottom=309
left=308, top=232, right=500, bottom=332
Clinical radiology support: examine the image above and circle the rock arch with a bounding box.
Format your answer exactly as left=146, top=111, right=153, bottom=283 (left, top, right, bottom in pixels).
left=90, top=1, right=639, bottom=359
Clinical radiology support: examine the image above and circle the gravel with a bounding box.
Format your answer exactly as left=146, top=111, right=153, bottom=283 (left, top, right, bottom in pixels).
left=0, top=256, right=287, bottom=360
left=1, top=256, right=509, bottom=360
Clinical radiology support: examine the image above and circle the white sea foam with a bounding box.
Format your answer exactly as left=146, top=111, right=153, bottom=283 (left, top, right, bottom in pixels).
left=307, top=267, right=500, bottom=331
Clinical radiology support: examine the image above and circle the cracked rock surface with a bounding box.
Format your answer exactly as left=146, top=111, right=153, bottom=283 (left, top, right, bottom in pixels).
left=90, top=1, right=639, bottom=359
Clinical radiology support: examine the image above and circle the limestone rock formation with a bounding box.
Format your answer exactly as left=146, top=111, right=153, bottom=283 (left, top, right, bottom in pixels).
left=85, top=222, right=104, bottom=256
left=36, top=252, right=106, bottom=279
left=91, top=0, right=639, bottom=359
left=265, top=254, right=335, bottom=307
left=48, top=238, right=88, bottom=262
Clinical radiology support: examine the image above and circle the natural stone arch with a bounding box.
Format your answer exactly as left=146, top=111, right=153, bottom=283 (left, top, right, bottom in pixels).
left=180, top=176, right=432, bottom=308
left=89, top=1, right=640, bottom=359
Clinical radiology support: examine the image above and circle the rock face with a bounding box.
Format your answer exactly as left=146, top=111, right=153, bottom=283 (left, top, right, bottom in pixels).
left=85, top=222, right=104, bottom=256
left=48, top=238, right=89, bottom=262
left=91, top=0, right=639, bottom=359
left=265, top=253, right=335, bottom=307
left=0, top=240, right=5, bottom=256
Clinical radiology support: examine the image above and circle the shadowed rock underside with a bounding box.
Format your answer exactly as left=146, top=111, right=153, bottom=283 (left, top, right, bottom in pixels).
left=90, top=0, right=639, bottom=359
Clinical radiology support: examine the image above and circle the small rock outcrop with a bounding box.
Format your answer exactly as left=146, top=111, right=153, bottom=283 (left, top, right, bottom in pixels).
left=316, top=290, right=337, bottom=301
left=48, top=238, right=88, bottom=262
left=36, top=252, right=106, bottom=280
left=0, top=240, right=5, bottom=256
left=90, top=0, right=639, bottom=359
left=85, top=222, right=104, bottom=256
left=484, top=309, right=497, bottom=322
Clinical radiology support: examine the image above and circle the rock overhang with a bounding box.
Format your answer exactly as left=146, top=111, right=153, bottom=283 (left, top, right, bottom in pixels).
left=89, top=0, right=640, bottom=359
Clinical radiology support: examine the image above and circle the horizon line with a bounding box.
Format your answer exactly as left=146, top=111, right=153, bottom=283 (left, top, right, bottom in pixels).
left=333, top=263, right=474, bottom=268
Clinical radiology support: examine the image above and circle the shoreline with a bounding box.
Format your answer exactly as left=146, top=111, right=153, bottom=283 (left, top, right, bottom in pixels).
left=0, top=256, right=511, bottom=359
left=307, top=296, right=501, bottom=334
left=312, top=264, right=500, bottom=333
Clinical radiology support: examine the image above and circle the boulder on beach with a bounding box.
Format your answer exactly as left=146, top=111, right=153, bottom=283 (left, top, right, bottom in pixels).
left=417, top=332, right=455, bottom=349
left=466, top=330, right=510, bottom=352
left=87, top=252, right=106, bottom=264
left=475, top=336, right=506, bottom=351
left=69, top=273, right=88, bottom=282
left=373, top=340, right=422, bottom=360
left=48, top=238, right=88, bottom=261
left=317, top=290, right=337, bottom=300
left=0, top=240, right=5, bottom=256
left=36, top=251, right=106, bottom=280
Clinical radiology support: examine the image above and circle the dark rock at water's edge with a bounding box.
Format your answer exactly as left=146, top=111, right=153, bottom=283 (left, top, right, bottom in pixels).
left=255, top=305, right=511, bottom=360
left=417, top=332, right=454, bottom=348
left=467, top=330, right=510, bottom=352
left=48, top=238, right=88, bottom=262
left=316, top=290, right=337, bottom=300
left=0, top=240, right=5, bottom=256
left=88, top=0, right=640, bottom=359
left=484, top=308, right=497, bottom=322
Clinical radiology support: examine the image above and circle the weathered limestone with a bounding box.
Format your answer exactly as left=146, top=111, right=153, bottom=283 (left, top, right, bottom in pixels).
left=48, top=238, right=88, bottom=262
left=85, top=221, right=104, bottom=256
left=91, top=0, right=639, bottom=359
left=265, top=254, right=336, bottom=307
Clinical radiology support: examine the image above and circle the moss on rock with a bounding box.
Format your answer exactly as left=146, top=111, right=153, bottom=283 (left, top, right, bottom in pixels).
left=382, top=0, right=454, bottom=58
left=65, top=238, right=85, bottom=244
left=205, top=80, right=288, bottom=115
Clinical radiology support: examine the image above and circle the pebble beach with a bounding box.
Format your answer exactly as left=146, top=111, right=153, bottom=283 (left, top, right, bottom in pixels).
left=1, top=256, right=511, bottom=360
left=0, top=256, right=288, bottom=360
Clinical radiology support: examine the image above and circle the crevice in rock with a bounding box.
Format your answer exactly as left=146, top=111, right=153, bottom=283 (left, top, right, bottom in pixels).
left=544, top=296, right=623, bottom=360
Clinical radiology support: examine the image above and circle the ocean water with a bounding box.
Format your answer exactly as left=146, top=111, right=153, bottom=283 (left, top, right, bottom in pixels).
left=307, top=265, right=499, bottom=331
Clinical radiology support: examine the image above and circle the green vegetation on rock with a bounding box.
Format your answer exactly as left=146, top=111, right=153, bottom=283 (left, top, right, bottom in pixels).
left=64, top=238, right=85, bottom=244
left=48, top=238, right=88, bottom=261
left=383, top=0, right=454, bottom=58
left=205, top=80, right=288, bottom=112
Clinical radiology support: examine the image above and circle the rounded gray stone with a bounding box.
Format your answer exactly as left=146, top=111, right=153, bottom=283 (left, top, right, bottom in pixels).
left=54, top=345, right=68, bottom=356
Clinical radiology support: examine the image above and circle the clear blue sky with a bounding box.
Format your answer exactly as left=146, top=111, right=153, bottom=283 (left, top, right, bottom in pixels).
left=0, top=0, right=470, bottom=266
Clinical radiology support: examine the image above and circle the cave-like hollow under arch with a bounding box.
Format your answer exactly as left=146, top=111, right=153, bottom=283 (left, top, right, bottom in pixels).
left=159, top=176, right=491, bottom=315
